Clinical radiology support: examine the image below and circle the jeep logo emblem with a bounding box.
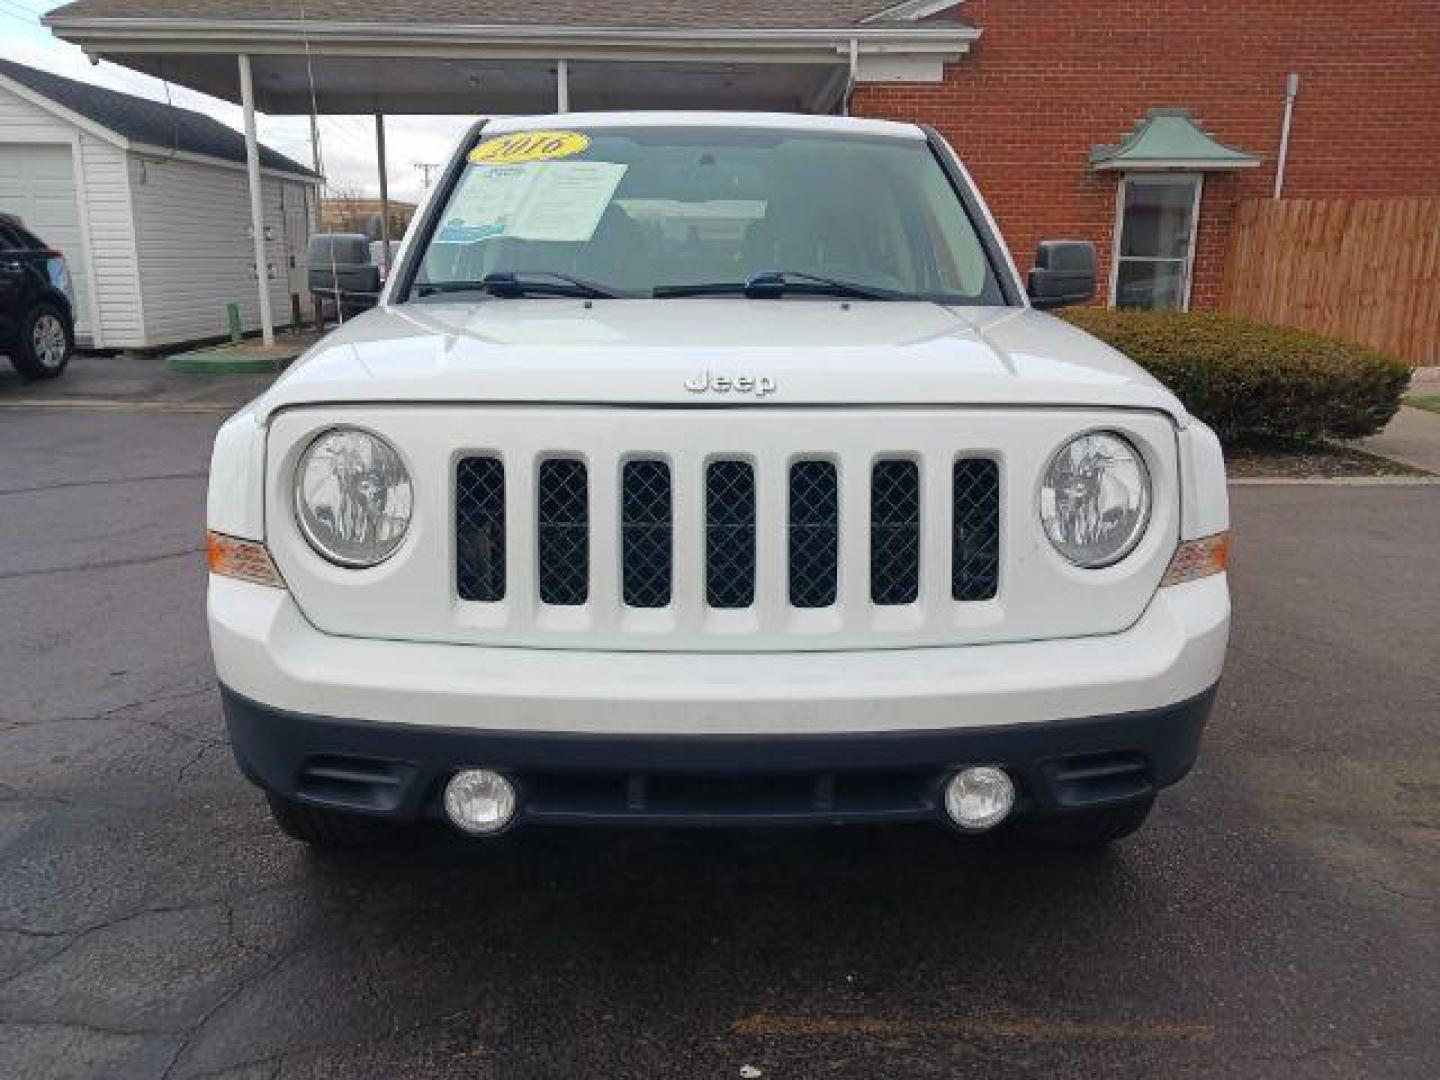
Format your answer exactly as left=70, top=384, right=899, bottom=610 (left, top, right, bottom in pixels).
left=685, top=371, right=777, bottom=398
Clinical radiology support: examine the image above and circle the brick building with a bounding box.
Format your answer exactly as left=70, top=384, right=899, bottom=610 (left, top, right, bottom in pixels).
left=851, top=1, right=1440, bottom=311
left=45, top=0, right=1440, bottom=336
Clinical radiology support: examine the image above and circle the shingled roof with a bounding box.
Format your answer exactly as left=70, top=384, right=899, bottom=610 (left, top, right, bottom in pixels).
left=0, top=59, right=317, bottom=177
left=45, top=0, right=960, bottom=30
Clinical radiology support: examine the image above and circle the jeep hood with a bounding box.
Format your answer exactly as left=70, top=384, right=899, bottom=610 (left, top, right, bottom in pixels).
left=257, top=299, right=1189, bottom=421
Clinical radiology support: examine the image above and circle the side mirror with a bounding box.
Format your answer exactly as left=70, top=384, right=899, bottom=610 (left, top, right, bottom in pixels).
left=1027, top=240, right=1096, bottom=309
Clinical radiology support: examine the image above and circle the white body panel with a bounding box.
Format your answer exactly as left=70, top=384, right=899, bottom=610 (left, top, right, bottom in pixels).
left=255, top=300, right=1186, bottom=417
left=211, top=573, right=1227, bottom=735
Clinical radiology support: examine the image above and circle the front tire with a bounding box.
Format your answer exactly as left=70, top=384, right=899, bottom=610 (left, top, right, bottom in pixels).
left=11, top=302, right=73, bottom=380
left=1027, top=797, right=1154, bottom=848
left=265, top=794, right=405, bottom=849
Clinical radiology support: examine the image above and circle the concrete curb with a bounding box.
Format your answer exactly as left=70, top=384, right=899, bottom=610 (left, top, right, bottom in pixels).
left=1230, top=476, right=1439, bottom=487
left=0, top=398, right=234, bottom=414
left=165, top=352, right=289, bottom=375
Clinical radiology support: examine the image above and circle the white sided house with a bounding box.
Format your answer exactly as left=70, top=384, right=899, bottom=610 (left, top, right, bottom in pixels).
left=0, top=60, right=319, bottom=349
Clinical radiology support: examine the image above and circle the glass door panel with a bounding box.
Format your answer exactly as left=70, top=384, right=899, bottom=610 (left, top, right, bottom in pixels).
left=1112, top=174, right=1200, bottom=311
left=1115, top=259, right=1187, bottom=310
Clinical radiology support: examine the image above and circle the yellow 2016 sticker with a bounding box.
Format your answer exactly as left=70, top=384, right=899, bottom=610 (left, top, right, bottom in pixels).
left=469, top=131, right=591, bottom=166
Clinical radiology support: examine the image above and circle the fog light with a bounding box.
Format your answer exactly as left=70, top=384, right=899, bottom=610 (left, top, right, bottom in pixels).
left=443, top=769, right=517, bottom=835
left=944, top=767, right=1015, bottom=831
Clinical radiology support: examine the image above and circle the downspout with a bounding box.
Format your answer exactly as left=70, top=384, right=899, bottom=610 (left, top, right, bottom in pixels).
left=1273, top=72, right=1300, bottom=199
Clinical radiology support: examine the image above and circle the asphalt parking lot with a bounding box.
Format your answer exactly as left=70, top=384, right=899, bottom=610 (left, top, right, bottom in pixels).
left=1, top=403, right=1437, bottom=1079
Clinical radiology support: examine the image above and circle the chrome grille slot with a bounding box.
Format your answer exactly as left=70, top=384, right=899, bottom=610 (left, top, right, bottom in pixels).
left=788, top=460, right=839, bottom=609
left=705, top=460, right=756, bottom=609
left=455, top=456, right=505, bottom=602
left=870, top=459, right=920, bottom=606
left=621, top=459, right=673, bottom=609
left=537, top=458, right=589, bottom=606
left=952, top=458, right=1000, bottom=601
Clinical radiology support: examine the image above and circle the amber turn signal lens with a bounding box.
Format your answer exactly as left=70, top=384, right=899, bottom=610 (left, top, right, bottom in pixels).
left=1160, top=531, right=1230, bottom=587
left=207, top=531, right=285, bottom=589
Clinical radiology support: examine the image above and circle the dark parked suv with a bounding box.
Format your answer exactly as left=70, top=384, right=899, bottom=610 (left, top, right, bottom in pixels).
left=0, top=213, right=75, bottom=379
left=306, top=233, right=383, bottom=320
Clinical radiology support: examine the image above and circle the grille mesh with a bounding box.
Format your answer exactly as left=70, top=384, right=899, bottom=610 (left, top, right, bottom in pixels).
left=537, top=458, right=588, bottom=606
left=952, top=458, right=1001, bottom=601
left=622, top=459, right=673, bottom=608
left=705, top=460, right=756, bottom=609
left=456, top=457, right=505, bottom=601
left=788, top=460, right=839, bottom=608
left=871, top=459, right=920, bottom=606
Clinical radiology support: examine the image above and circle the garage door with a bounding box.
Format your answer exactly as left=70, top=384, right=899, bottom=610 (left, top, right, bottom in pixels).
left=0, top=144, right=91, bottom=342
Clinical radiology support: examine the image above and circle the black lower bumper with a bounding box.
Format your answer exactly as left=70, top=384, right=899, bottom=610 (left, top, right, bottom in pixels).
left=220, top=685, right=1215, bottom=829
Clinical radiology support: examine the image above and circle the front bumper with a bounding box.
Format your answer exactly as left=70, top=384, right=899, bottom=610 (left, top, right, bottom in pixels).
left=210, top=574, right=1228, bottom=828
left=223, top=684, right=1215, bottom=827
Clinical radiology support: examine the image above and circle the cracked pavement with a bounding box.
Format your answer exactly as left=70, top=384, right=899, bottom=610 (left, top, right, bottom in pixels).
left=0, top=405, right=1437, bottom=1078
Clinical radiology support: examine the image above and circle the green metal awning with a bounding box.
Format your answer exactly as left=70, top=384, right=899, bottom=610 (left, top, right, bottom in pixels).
left=1090, top=108, right=1261, bottom=171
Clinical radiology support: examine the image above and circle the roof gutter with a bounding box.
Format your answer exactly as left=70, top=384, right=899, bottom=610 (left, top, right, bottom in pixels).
left=45, top=16, right=980, bottom=56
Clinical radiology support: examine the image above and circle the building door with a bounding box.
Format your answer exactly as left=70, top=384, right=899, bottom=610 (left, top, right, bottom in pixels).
left=280, top=183, right=311, bottom=305
left=1110, top=174, right=1202, bottom=311
left=0, top=143, right=93, bottom=342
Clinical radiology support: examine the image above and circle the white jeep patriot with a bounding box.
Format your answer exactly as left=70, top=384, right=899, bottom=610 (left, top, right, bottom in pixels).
left=206, top=113, right=1230, bottom=849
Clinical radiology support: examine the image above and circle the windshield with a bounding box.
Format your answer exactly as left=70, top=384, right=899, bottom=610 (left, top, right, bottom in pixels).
left=407, top=125, right=1006, bottom=304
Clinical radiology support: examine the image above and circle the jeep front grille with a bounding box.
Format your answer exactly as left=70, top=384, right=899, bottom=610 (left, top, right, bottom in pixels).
left=788, top=460, right=839, bottom=609
left=456, top=457, right=506, bottom=602
left=621, top=459, right=673, bottom=609
left=455, top=454, right=1000, bottom=614
left=952, top=459, right=1001, bottom=602
left=705, top=460, right=757, bottom=609
left=536, top=458, right=588, bottom=606
left=870, top=459, right=921, bottom=606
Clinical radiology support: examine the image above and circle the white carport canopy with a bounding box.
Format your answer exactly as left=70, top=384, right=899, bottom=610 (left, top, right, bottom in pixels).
left=45, top=0, right=979, bottom=343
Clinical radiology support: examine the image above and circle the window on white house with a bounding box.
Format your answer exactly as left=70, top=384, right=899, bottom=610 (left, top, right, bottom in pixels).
left=1111, top=174, right=1202, bottom=311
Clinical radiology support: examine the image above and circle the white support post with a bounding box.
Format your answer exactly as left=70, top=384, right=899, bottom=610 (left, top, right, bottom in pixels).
left=557, top=59, right=570, bottom=112
left=238, top=53, right=275, bottom=346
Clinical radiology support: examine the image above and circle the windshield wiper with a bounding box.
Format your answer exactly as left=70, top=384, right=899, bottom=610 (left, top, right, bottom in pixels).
left=415, top=271, right=620, bottom=300
left=653, top=271, right=904, bottom=301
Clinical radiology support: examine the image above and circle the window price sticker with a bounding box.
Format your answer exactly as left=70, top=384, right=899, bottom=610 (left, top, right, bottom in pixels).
left=446, top=161, right=628, bottom=243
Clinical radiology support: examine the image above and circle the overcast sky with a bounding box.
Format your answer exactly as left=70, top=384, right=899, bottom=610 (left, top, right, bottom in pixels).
left=3, top=2, right=473, bottom=204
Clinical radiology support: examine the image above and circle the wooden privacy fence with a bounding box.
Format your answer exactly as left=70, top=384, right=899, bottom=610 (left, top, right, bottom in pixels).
left=1220, top=197, right=1440, bottom=366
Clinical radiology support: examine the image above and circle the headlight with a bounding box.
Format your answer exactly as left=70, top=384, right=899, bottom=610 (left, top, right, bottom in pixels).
left=1039, top=431, right=1151, bottom=568
left=293, top=427, right=413, bottom=567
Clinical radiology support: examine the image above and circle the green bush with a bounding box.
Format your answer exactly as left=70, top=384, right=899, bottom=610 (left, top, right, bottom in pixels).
left=1060, top=309, right=1410, bottom=446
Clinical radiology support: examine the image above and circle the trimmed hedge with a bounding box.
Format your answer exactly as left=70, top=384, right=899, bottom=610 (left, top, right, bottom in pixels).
left=1061, top=308, right=1410, bottom=446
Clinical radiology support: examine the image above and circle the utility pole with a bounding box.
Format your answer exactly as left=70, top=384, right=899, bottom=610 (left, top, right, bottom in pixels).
left=415, top=162, right=441, bottom=189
